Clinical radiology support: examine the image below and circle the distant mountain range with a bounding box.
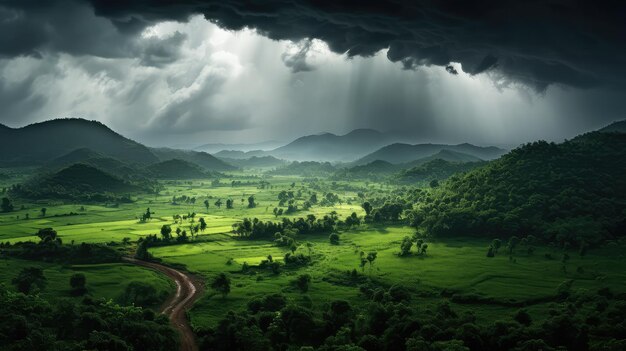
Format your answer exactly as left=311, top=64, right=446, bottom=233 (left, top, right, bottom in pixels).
left=195, top=141, right=283, bottom=153
left=353, top=142, right=506, bottom=165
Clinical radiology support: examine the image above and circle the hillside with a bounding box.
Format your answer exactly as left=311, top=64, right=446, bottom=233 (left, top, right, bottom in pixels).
left=331, top=160, right=400, bottom=180
left=145, top=159, right=210, bottom=179
left=395, top=159, right=485, bottom=183
left=599, top=120, right=626, bottom=133
left=43, top=148, right=143, bottom=179
left=414, top=132, right=626, bottom=243
left=404, top=149, right=483, bottom=167
left=267, top=161, right=337, bottom=176
left=218, top=156, right=287, bottom=169
left=150, top=148, right=236, bottom=171
left=0, top=118, right=158, bottom=166
left=266, top=129, right=393, bottom=162
left=355, top=142, right=506, bottom=165
left=13, top=164, right=144, bottom=201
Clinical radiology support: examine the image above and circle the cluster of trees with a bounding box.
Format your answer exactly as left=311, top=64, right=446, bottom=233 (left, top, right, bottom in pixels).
left=1, top=196, right=14, bottom=212
left=197, top=282, right=626, bottom=351
left=1, top=228, right=121, bottom=264
left=408, top=133, right=626, bottom=246
left=232, top=214, right=337, bottom=242
left=0, top=286, right=178, bottom=350
left=399, top=236, right=429, bottom=257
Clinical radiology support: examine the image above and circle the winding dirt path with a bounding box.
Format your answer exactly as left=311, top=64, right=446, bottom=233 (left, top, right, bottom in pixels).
left=123, top=257, right=204, bottom=351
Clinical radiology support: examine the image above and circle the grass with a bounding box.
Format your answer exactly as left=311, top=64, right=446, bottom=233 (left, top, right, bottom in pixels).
left=1, top=172, right=625, bottom=330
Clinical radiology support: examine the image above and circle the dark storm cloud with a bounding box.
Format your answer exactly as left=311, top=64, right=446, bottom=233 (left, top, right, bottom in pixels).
left=2, top=0, right=625, bottom=89
left=83, top=0, right=626, bottom=90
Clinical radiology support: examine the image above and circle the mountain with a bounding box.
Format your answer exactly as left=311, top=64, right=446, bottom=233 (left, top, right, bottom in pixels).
left=354, top=142, right=506, bottom=165
left=395, top=159, right=486, bottom=183
left=214, top=150, right=268, bottom=159
left=13, top=164, right=143, bottom=200
left=195, top=141, right=282, bottom=153
left=599, top=120, right=626, bottom=133
left=145, top=159, right=210, bottom=179
left=417, top=132, right=626, bottom=242
left=150, top=148, right=236, bottom=171
left=268, top=161, right=337, bottom=176
left=43, top=148, right=141, bottom=178
left=266, top=129, right=393, bottom=162
left=0, top=118, right=158, bottom=166
left=404, top=150, right=483, bottom=167
left=331, top=160, right=400, bottom=180
left=218, top=156, right=287, bottom=169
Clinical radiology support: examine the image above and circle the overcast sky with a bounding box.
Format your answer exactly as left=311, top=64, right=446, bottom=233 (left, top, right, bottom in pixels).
left=1, top=0, right=625, bottom=148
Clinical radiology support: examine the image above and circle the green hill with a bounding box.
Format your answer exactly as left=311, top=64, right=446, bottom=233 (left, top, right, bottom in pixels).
left=332, top=160, right=400, bottom=180
left=0, top=118, right=158, bottom=166
left=395, top=159, right=485, bottom=183
left=150, top=148, right=236, bottom=171
left=145, top=159, right=211, bottom=179
left=268, top=161, right=337, bottom=176
left=404, top=149, right=483, bottom=167
left=43, top=148, right=143, bottom=179
left=13, top=164, right=144, bottom=201
left=413, top=132, right=626, bottom=244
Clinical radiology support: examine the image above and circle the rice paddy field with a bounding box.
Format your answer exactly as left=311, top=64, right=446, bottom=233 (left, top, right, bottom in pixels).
left=1, top=171, right=626, bottom=330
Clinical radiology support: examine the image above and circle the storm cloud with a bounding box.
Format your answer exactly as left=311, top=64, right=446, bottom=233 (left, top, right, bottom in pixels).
left=3, top=0, right=625, bottom=90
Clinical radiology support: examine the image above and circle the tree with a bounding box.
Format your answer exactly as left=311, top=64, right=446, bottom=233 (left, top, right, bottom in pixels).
left=507, top=236, right=519, bottom=254
left=226, top=199, right=234, bottom=209
left=214, top=199, right=223, bottom=209
left=1, top=197, right=13, bottom=212
left=486, top=246, right=495, bottom=257
left=69, top=273, right=87, bottom=296
left=329, top=233, right=340, bottom=245
left=362, top=202, right=373, bottom=216
left=247, top=195, right=256, bottom=208
left=211, top=273, right=231, bottom=298
left=492, top=239, right=502, bottom=253
left=366, top=251, right=378, bottom=274
left=12, top=267, right=47, bottom=294
left=160, top=225, right=172, bottom=240
left=199, top=217, right=207, bottom=232
left=36, top=227, right=58, bottom=242
left=40, top=207, right=47, bottom=217
left=399, top=236, right=413, bottom=256
left=203, top=199, right=210, bottom=211
left=295, top=274, right=311, bottom=293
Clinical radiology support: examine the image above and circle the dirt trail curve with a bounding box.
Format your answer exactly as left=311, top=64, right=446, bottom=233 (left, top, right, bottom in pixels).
left=123, top=257, right=204, bottom=351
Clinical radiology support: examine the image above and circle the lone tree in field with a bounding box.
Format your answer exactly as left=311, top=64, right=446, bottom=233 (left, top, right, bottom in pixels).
left=400, top=236, right=413, bottom=256
left=12, top=267, right=47, bottom=294
left=366, top=251, right=378, bottom=274
left=160, top=225, right=172, bottom=240
left=211, top=273, right=231, bottom=298
left=203, top=199, right=210, bottom=211
left=329, top=233, right=340, bottom=245
left=69, top=273, right=87, bottom=296
left=226, top=199, right=234, bottom=209
left=40, top=207, right=47, bottom=217
left=199, top=217, right=207, bottom=232
left=36, top=228, right=58, bottom=243
left=214, top=199, right=223, bottom=209
left=1, top=197, right=14, bottom=212
left=247, top=195, right=256, bottom=208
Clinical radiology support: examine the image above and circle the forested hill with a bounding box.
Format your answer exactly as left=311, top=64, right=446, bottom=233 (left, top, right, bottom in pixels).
left=0, top=119, right=158, bottom=166
left=416, top=132, right=626, bottom=244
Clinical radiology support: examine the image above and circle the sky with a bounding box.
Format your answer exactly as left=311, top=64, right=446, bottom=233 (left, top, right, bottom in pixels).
left=1, top=0, right=625, bottom=148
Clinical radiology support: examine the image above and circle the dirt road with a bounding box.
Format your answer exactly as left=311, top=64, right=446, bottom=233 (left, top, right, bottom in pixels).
left=123, top=257, right=204, bottom=351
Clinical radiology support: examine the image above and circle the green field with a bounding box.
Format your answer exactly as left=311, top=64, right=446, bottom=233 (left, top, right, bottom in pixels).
left=2, top=172, right=626, bottom=334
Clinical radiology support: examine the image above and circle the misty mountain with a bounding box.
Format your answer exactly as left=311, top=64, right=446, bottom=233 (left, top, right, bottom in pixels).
left=354, top=142, right=506, bottom=165
left=218, top=156, right=287, bottom=169
left=195, top=141, right=283, bottom=153
left=213, top=150, right=268, bottom=159
left=145, top=159, right=213, bottom=179
left=267, top=129, right=392, bottom=162
left=331, top=160, right=401, bottom=180
left=403, top=150, right=483, bottom=167
left=43, top=148, right=142, bottom=179
left=148, top=148, right=236, bottom=171
left=599, top=120, right=626, bottom=133
left=0, top=119, right=158, bottom=166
